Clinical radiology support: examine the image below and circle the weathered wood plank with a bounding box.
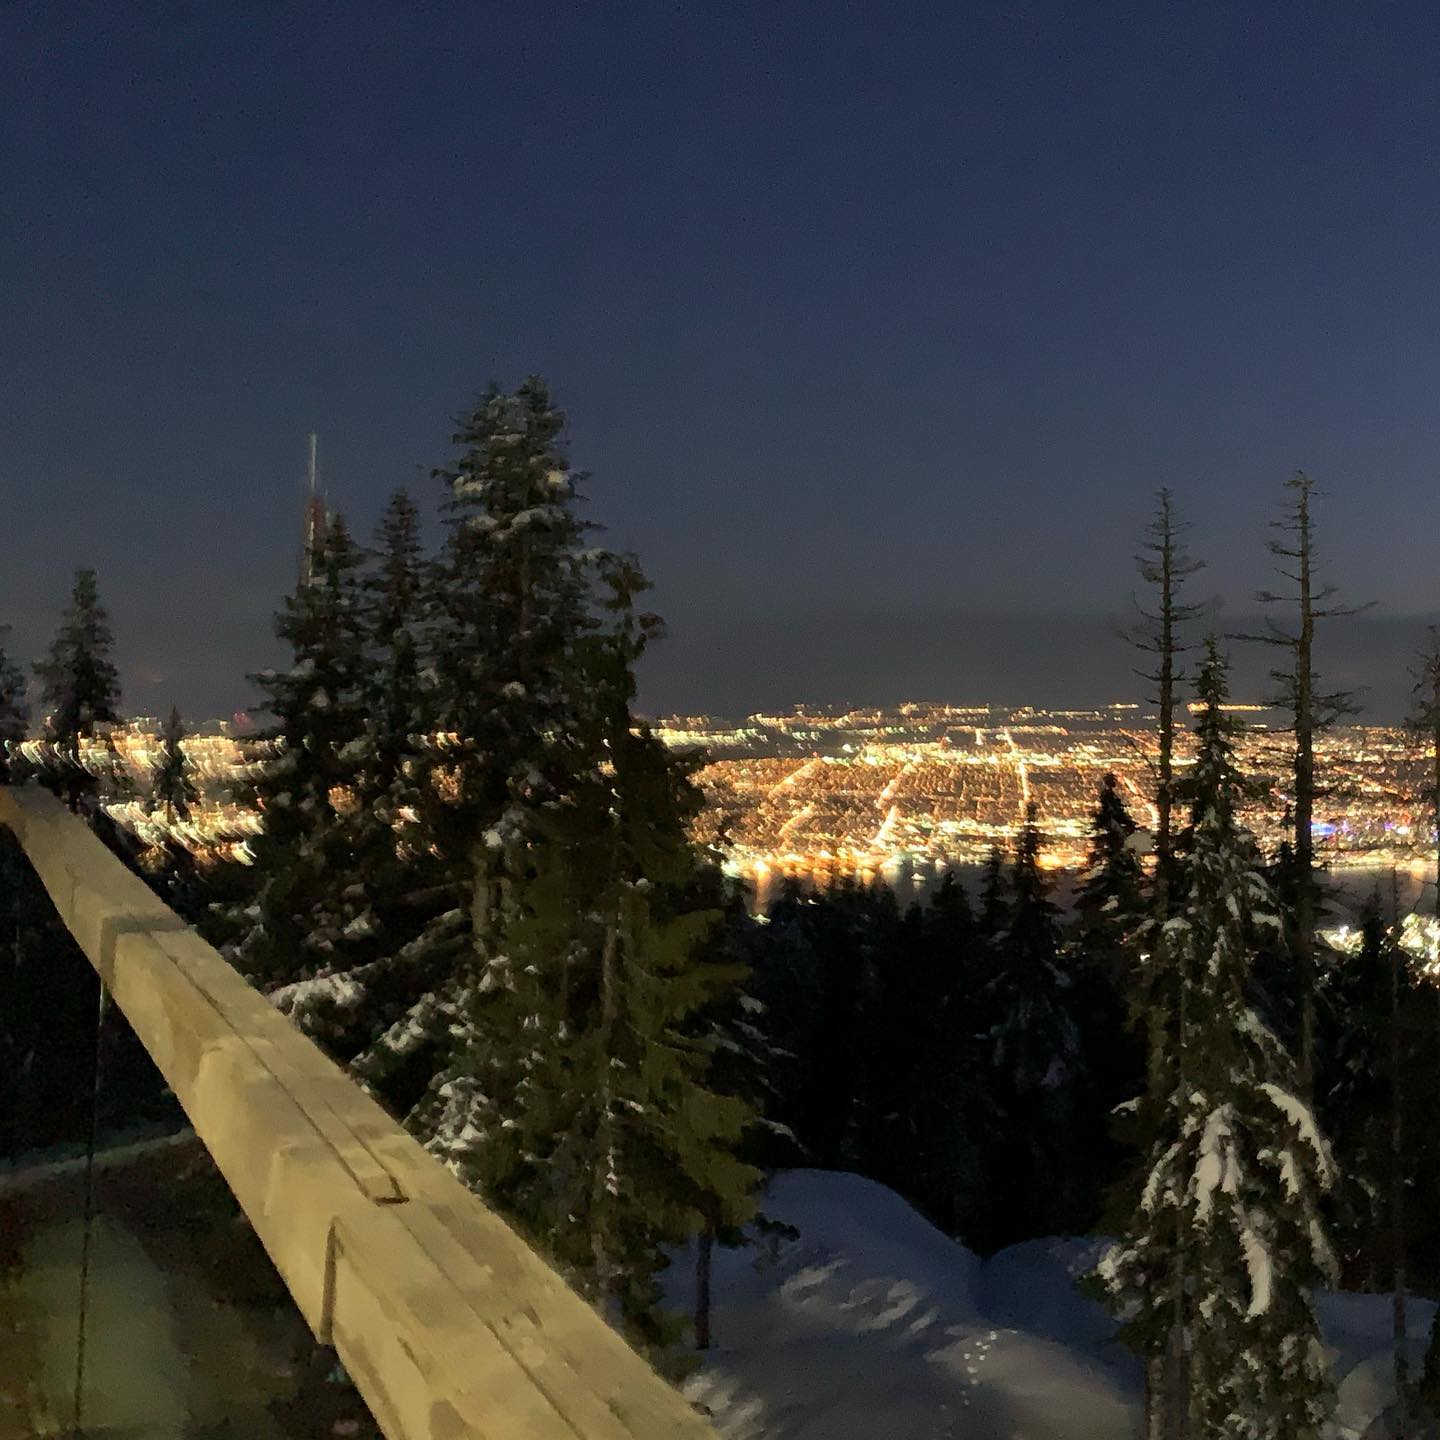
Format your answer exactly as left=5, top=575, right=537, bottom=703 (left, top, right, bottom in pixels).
left=0, top=787, right=718, bottom=1440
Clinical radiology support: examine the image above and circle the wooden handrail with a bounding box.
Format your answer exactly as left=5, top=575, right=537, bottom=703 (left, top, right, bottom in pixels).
left=0, top=787, right=717, bottom=1440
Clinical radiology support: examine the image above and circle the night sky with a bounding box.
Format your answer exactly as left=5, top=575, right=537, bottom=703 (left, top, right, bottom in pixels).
left=6, top=3, right=1440, bottom=721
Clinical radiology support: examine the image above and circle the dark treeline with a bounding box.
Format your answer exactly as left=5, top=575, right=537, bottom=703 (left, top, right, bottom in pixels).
left=5, top=400, right=1440, bottom=1436
left=0, top=573, right=190, bottom=1163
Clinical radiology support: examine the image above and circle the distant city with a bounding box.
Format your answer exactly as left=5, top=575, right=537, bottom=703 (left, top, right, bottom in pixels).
left=655, top=702, right=1430, bottom=905
left=63, top=701, right=1434, bottom=906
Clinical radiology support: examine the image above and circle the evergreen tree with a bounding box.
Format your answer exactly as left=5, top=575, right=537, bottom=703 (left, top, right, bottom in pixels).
left=1319, top=892, right=1395, bottom=1288
left=316, top=384, right=761, bottom=1361
left=685, top=869, right=789, bottom=1352
left=1123, top=490, right=1208, bottom=1440
left=745, top=875, right=901, bottom=1175
left=1405, top=634, right=1440, bottom=1423
left=1128, top=489, right=1206, bottom=910
left=149, top=704, right=197, bottom=824
left=35, top=567, right=123, bottom=809
left=926, top=867, right=975, bottom=939
left=978, top=843, right=1010, bottom=937
left=1247, top=472, right=1368, bottom=1091
left=221, top=518, right=377, bottom=1002
left=988, top=806, right=1073, bottom=1091
left=426, top=374, right=592, bottom=929
left=1408, top=628, right=1440, bottom=920
left=409, top=555, right=759, bottom=1356
left=973, top=805, right=1105, bottom=1245
left=1072, top=773, right=1147, bottom=1186
left=744, top=877, right=828, bottom=1159
left=1100, top=641, right=1337, bottom=1440
left=141, top=704, right=205, bottom=922
left=1317, top=883, right=1432, bottom=1432
left=1073, top=772, right=1146, bottom=988
left=896, top=873, right=998, bottom=1239
left=272, top=490, right=450, bottom=1076
left=352, top=378, right=596, bottom=1112
left=0, top=625, right=28, bottom=784
left=364, top=489, right=430, bottom=802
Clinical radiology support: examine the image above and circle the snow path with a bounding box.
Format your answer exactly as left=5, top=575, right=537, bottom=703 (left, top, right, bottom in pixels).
left=668, top=1171, right=1426, bottom=1440
left=668, top=1172, right=1139, bottom=1440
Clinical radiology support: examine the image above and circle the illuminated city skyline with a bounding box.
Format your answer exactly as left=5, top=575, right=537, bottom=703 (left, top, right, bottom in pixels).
left=67, top=701, right=1435, bottom=906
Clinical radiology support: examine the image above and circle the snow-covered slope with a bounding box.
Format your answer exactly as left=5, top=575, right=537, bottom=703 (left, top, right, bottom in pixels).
left=665, top=1170, right=1431, bottom=1440
left=665, top=1170, right=1138, bottom=1440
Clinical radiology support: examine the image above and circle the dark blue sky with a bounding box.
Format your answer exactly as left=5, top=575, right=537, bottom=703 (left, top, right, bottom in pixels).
left=5, top=2, right=1440, bottom=718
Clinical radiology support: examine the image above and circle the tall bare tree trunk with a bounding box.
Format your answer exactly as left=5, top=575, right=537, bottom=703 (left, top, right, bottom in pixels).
left=1390, top=870, right=1409, bottom=1427
left=1292, top=487, right=1318, bottom=1093
left=590, top=911, right=622, bottom=1311
left=1131, top=490, right=1203, bottom=1438
left=1253, top=472, right=1368, bottom=1095
left=1168, top=927, right=1190, bottom=1440
left=1144, top=1358, right=1167, bottom=1440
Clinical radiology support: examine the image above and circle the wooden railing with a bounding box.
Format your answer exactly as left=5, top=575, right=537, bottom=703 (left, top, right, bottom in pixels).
left=0, top=787, right=718, bottom=1440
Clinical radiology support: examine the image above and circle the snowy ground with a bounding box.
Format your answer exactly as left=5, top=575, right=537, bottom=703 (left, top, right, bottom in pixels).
left=665, top=1170, right=1434, bottom=1440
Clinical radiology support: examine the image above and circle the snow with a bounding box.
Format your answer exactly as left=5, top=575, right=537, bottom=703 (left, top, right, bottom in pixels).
left=1259, top=1081, right=1336, bottom=1184
left=666, top=1170, right=1430, bottom=1440
left=1193, top=1104, right=1237, bottom=1222
left=268, top=969, right=366, bottom=1014
left=1238, top=1214, right=1274, bottom=1317
left=665, top=1171, right=1135, bottom=1440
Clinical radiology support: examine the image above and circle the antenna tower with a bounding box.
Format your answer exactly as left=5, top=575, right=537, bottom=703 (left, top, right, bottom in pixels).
left=299, top=432, right=327, bottom=587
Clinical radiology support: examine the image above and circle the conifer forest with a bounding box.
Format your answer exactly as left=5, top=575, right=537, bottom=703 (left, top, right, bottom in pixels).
left=5, top=381, right=1440, bottom=1438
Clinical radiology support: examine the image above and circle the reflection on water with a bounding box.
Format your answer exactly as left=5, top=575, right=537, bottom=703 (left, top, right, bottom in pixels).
left=738, top=856, right=1437, bottom=918
left=742, top=856, right=976, bottom=913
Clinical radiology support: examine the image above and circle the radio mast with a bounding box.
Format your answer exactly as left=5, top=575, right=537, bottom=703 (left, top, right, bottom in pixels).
left=299, top=432, right=327, bottom=587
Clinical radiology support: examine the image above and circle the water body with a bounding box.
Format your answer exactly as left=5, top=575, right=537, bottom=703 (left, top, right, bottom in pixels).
left=743, top=857, right=1436, bottom=919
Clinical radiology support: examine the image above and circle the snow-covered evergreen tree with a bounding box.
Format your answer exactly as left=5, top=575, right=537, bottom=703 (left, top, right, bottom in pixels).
left=407, top=554, right=759, bottom=1357
left=1100, top=641, right=1337, bottom=1440
left=363, top=488, right=429, bottom=803
left=221, top=518, right=378, bottom=1002
left=273, top=490, right=450, bottom=1074
left=35, top=567, right=123, bottom=808
left=425, top=373, right=592, bottom=926
left=352, top=378, right=596, bottom=1109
